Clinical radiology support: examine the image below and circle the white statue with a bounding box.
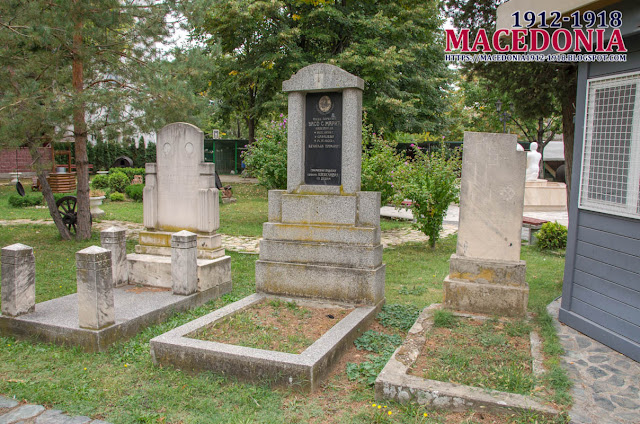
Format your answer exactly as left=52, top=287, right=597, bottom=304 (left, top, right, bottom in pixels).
left=526, top=142, right=542, bottom=181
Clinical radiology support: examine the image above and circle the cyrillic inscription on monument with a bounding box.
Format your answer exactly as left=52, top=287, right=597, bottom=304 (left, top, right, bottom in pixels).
left=304, top=92, right=342, bottom=185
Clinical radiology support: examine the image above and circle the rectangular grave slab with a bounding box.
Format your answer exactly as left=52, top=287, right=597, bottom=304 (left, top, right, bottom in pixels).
left=150, top=293, right=381, bottom=392
left=0, top=283, right=230, bottom=352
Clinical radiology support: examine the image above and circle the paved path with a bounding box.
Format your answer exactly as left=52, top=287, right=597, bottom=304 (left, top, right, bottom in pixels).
left=0, top=396, right=109, bottom=424
left=548, top=299, right=640, bottom=424
left=381, top=204, right=569, bottom=227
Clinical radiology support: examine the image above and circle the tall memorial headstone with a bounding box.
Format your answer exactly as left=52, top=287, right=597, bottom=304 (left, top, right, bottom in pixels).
left=443, top=132, right=528, bottom=317
left=127, top=123, right=231, bottom=292
left=255, top=64, right=385, bottom=305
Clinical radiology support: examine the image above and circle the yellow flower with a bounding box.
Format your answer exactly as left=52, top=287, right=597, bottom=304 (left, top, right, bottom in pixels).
left=292, top=13, right=301, bottom=20
left=372, top=404, right=376, bottom=407
left=388, top=411, right=392, bottom=415
left=228, top=70, right=238, bottom=76
left=124, top=364, right=128, bottom=368
left=423, top=412, right=428, bottom=417
left=84, top=367, right=87, bottom=371
left=378, top=405, right=381, bottom=409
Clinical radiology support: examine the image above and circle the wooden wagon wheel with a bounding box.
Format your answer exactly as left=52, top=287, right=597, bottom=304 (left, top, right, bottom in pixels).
left=56, top=196, right=91, bottom=235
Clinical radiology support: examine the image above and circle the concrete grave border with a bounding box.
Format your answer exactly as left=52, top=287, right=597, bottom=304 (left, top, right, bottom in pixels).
left=150, top=293, right=382, bottom=391
left=375, top=304, right=558, bottom=416
left=0, top=282, right=230, bottom=353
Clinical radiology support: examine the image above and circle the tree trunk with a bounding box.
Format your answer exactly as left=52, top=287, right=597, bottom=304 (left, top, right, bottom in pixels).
left=28, top=146, right=72, bottom=240
left=72, top=2, right=91, bottom=240
left=246, top=116, right=255, bottom=144
left=560, top=66, right=578, bottom=210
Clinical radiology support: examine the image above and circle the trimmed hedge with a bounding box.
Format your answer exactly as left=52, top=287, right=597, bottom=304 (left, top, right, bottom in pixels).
left=125, top=184, right=144, bottom=202
left=8, top=193, right=43, bottom=207
left=108, top=171, right=129, bottom=193
left=91, top=174, right=109, bottom=190
left=110, top=192, right=125, bottom=202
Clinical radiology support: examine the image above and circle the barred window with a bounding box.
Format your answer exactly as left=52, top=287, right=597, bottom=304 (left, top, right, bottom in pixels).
left=580, top=72, right=640, bottom=219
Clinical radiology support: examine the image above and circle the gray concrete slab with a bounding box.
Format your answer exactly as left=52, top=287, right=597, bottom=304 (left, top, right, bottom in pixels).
left=0, top=282, right=231, bottom=352
left=0, top=404, right=44, bottom=424
left=151, top=293, right=382, bottom=392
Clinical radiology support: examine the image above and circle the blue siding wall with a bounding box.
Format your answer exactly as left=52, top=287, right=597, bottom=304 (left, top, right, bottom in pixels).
left=560, top=33, right=640, bottom=362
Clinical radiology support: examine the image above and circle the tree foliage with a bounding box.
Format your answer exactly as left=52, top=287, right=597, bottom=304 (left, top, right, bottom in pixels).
left=0, top=0, right=202, bottom=239
left=187, top=0, right=450, bottom=140
left=444, top=0, right=577, bottom=194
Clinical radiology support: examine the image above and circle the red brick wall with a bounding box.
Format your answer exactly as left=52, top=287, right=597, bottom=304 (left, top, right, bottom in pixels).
left=0, top=147, right=52, bottom=173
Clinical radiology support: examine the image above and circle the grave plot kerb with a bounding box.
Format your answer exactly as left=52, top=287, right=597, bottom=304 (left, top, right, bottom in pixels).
left=150, top=293, right=380, bottom=392
left=375, top=304, right=558, bottom=416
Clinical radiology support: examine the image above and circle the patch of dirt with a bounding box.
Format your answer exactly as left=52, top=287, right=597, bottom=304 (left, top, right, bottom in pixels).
left=190, top=299, right=352, bottom=354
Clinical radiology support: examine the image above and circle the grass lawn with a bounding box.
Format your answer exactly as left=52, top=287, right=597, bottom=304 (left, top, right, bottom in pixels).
left=0, top=182, right=568, bottom=423
left=1, top=183, right=410, bottom=234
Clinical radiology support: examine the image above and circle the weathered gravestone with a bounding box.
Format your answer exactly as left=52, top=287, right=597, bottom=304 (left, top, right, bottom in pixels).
left=256, top=63, right=385, bottom=305
left=128, top=123, right=231, bottom=292
left=443, top=132, right=528, bottom=317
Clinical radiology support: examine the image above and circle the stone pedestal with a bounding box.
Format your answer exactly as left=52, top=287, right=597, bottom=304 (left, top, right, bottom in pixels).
left=171, top=231, right=198, bottom=295
left=76, top=246, right=115, bottom=330
left=1, top=243, right=36, bottom=317
left=443, top=132, right=528, bottom=317
left=524, top=179, right=567, bottom=211
left=443, top=255, right=528, bottom=317
left=100, top=227, right=128, bottom=287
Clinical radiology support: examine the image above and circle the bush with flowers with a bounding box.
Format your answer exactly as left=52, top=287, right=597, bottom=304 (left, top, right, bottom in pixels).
left=241, top=116, right=288, bottom=190
left=392, top=143, right=461, bottom=248
left=361, top=117, right=403, bottom=206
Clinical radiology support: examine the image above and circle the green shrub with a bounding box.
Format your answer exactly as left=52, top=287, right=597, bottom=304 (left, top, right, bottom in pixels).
left=242, top=117, right=287, bottom=190
left=125, top=184, right=144, bottom=202
left=110, top=192, right=125, bottom=201
left=8, top=193, right=43, bottom=207
left=537, top=222, right=568, bottom=250
left=361, top=116, right=402, bottom=206
left=393, top=142, right=461, bottom=248
left=91, top=174, right=109, bottom=190
left=115, top=167, right=145, bottom=183
left=108, top=171, right=129, bottom=193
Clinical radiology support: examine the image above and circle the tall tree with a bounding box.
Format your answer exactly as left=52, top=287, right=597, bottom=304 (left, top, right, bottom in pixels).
left=1, top=0, right=200, bottom=239
left=445, top=0, right=577, bottom=197
left=187, top=0, right=450, bottom=141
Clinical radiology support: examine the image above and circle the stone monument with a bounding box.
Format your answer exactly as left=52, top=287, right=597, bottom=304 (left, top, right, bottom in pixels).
left=255, top=63, right=385, bottom=305
left=150, top=64, right=385, bottom=390
left=523, top=141, right=567, bottom=211
left=443, top=132, right=528, bottom=317
left=526, top=142, right=542, bottom=181
left=128, top=123, right=231, bottom=291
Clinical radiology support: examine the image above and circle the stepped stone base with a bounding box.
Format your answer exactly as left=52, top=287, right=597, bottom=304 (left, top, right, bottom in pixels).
left=136, top=231, right=223, bottom=259
left=443, top=255, right=528, bottom=317
left=259, top=190, right=385, bottom=305
left=256, top=260, right=385, bottom=305
left=128, top=253, right=231, bottom=292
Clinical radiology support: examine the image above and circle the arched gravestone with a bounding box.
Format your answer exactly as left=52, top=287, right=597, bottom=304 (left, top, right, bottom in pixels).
left=128, top=123, right=231, bottom=292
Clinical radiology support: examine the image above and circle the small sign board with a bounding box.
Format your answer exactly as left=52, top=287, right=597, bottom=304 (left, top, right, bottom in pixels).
left=212, top=129, right=220, bottom=139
